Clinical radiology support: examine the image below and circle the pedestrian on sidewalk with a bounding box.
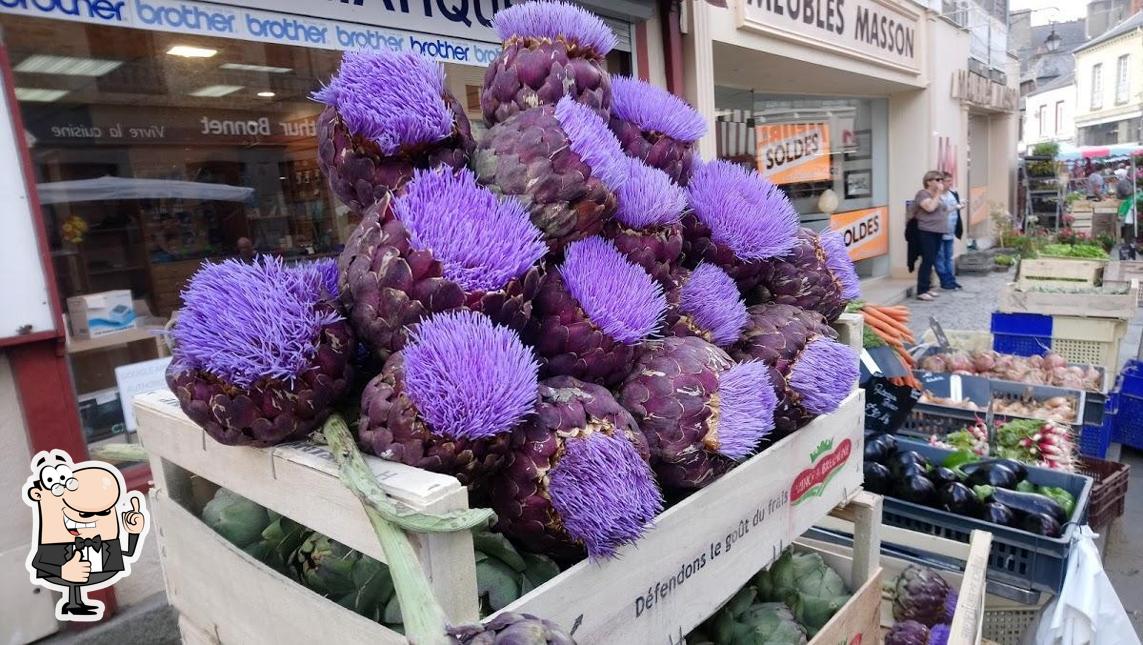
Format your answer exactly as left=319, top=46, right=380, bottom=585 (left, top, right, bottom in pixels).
left=937, top=171, right=965, bottom=290
left=908, top=170, right=949, bottom=301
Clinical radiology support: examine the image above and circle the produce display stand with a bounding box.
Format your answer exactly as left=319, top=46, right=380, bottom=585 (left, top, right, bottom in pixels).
left=997, top=280, right=1139, bottom=320
left=1015, top=257, right=1106, bottom=288
left=135, top=386, right=868, bottom=644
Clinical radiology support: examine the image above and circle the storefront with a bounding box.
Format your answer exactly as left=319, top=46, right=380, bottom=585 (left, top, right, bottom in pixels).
left=0, top=0, right=658, bottom=633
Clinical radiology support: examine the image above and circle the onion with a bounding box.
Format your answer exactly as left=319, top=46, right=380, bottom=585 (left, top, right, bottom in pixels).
left=1044, top=353, right=1067, bottom=369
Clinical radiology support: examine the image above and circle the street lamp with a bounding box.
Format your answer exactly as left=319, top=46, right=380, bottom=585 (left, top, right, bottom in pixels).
left=1045, top=26, right=1062, bottom=53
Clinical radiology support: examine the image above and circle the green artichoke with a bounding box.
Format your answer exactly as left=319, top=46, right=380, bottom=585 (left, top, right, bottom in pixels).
left=709, top=587, right=807, bottom=645
left=201, top=488, right=271, bottom=549
left=289, top=533, right=401, bottom=627
left=892, top=565, right=953, bottom=628
left=754, top=550, right=850, bottom=636
left=252, top=514, right=313, bottom=576
left=474, top=529, right=561, bottom=616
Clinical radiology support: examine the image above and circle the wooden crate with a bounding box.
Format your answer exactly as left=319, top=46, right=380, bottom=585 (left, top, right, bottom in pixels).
left=831, top=311, right=864, bottom=352
left=1105, top=261, right=1143, bottom=306
left=997, top=280, right=1139, bottom=320
left=1016, top=258, right=1106, bottom=288
left=137, top=389, right=866, bottom=645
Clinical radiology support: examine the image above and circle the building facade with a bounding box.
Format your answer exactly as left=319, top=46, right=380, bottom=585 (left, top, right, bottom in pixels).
left=1074, top=11, right=1143, bottom=146
left=1022, top=74, right=1077, bottom=151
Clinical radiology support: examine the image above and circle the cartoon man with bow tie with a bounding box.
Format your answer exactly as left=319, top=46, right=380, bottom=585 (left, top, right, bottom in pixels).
left=22, top=449, right=148, bottom=621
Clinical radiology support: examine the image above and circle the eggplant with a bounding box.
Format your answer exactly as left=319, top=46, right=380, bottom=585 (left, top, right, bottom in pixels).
left=898, top=463, right=929, bottom=481
left=864, top=439, right=890, bottom=464
left=980, top=501, right=1015, bottom=527
left=863, top=462, right=892, bottom=495
left=930, top=466, right=961, bottom=487
left=940, top=482, right=978, bottom=516
left=1020, top=512, right=1064, bottom=538
left=965, top=464, right=1018, bottom=490
left=975, top=486, right=1068, bottom=525
left=888, top=451, right=930, bottom=478
left=960, top=458, right=1028, bottom=481
left=895, top=475, right=937, bottom=506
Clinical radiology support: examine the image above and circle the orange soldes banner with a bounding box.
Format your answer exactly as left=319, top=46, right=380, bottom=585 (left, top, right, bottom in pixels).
left=830, top=206, right=889, bottom=261
left=755, top=123, right=832, bottom=185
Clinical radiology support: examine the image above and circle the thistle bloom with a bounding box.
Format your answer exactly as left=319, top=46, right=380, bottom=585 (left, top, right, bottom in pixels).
left=605, top=157, right=688, bottom=287
left=167, top=257, right=354, bottom=447
left=608, top=75, right=707, bottom=185
left=666, top=263, right=750, bottom=347
left=314, top=49, right=474, bottom=211
left=482, top=0, right=617, bottom=126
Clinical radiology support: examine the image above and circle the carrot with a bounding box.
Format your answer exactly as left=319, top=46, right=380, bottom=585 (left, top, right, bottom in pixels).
left=891, top=343, right=916, bottom=368
left=865, top=320, right=900, bottom=344
left=863, top=306, right=914, bottom=339
left=881, top=308, right=911, bottom=323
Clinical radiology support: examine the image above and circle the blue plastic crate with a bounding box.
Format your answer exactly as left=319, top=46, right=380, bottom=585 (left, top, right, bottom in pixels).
left=992, top=333, right=1052, bottom=356
left=991, top=312, right=1053, bottom=335
left=1116, top=392, right=1143, bottom=449
left=880, top=438, right=1093, bottom=595
left=1120, top=360, right=1143, bottom=397
left=1079, top=417, right=1112, bottom=459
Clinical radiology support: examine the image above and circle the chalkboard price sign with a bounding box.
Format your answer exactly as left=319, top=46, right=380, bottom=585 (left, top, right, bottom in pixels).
left=929, top=316, right=951, bottom=349
left=863, top=376, right=922, bottom=434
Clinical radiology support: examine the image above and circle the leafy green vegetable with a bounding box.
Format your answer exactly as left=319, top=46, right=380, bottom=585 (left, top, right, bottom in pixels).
left=942, top=449, right=980, bottom=470
left=754, top=550, right=850, bottom=637
left=1017, top=480, right=1036, bottom=493
left=1039, top=243, right=1109, bottom=259
left=863, top=326, right=886, bottom=348
left=1037, top=486, right=1076, bottom=517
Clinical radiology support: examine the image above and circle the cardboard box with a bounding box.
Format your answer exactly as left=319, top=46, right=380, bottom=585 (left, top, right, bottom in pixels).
left=68, top=290, right=137, bottom=339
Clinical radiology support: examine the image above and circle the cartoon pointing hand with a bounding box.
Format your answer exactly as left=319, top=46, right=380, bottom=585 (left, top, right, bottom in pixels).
left=123, top=496, right=146, bottom=535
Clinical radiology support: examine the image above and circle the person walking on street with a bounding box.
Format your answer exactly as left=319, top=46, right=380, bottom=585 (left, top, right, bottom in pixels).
left=936, top=171, right=965, bottom=290
left=908, top=170, right=949, bottom=301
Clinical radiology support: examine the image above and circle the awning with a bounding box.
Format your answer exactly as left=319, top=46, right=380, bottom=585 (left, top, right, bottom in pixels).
left=36, top=176, right=255, bottom=205
left=1057, top=143, right=1143, bottom=161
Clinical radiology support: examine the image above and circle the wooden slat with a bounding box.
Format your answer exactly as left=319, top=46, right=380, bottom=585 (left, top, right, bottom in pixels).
left=831, top=312, right=864, bottom=352
left=1017, top=258, right=1105, bottom=287
left=998, top=280, right=1138, bottom=319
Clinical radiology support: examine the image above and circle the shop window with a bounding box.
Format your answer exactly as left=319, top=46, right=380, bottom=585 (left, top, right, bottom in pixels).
left=1091, top=63, right=1103, bottom=110
left=1055, top=101, right=1064, bottom=135
left=1037, top=105, right=1046, bottom=137
left=1116, top=55, right=1130, bottom=105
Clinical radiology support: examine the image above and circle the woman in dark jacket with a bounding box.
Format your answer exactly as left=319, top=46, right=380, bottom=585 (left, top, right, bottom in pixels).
left=908, top=170, right=949, bottom=301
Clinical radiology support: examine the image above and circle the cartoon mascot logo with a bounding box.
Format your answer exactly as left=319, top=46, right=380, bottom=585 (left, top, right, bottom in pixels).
left=22, top=449, right=149, bottom=621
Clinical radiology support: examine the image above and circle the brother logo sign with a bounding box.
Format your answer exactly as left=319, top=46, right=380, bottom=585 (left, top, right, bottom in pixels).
left=0, top=0, right=126, bottom=20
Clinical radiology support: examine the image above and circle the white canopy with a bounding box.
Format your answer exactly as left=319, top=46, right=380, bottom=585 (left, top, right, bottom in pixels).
left=37, top=176, right=254, bottom=205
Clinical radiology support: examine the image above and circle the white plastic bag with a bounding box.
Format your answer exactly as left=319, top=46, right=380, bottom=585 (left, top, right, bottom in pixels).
left=1031, top=526, right=1140, bottom=644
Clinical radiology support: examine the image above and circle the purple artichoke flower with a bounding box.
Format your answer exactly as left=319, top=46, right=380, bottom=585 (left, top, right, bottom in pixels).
left=619, top=337, right=777, bottom=490
left=608, top=75, right=707, bottom=185
left=603, top=157, right=688, bottom=288
left=683, top=159, right=800, bottom=293
left=944, top=590, right=958, bottom=623
left=729, top=303, right=858, bottom=439
left=664, top=263, right=749, bottom=348
left=491, top=376, right=662, bottom=560
left=886, top=620, right=930, bottom=645
left=474, top=97, right=627, bottom=252
left=752, top=228, right=862, bottom=322
left=527, top=236, right=666, bottom=386
left=449, top=612, right=576, bottom=644
left=339, top=170, right=545, bottom=359
left=357, top=311, right=538, bottom=486
left=928, top=624, right=951, bottom=645
left=307, top=257, right=341, bottom=300
left=481, top=0, right=616, bottom=127
left=167, top=257, right=355, bottom=447
left=314, top=49, right=474, bottom=211
left=893, top=565, right=954, bottom=628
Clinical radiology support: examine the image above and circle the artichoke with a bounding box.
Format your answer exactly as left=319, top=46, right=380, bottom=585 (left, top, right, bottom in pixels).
left=313, top=49, right=474, bottom=211
left=358, top=311, right=539, bottom=487
left=608, top=75, right=707, bottom=185
left=754, top=549, right=850, bottom=637
left=928, top=624, right=951, bottom=645
left=491, top=376, right=662, bottom=560
left=729, top=303, right=858, bottom=438
left=339, top=169, right=546, bottom=360
left=683, top=160, right=800, bottom=293
left=710, top=588, right=808, bottom=645
left=618, top=337, right=777, bottom=490
left=751, top=228, right=862, bottom=322
left=448, top=612, right=576, bottom=644
left=603, top=157, right=688, bottom=288
left=290, top=533, right=399, bottom=626
left=473, top=96, right=628, bottom=252
left=527, top=237, right=667, bottom=386
left=892, top=565, right=954, bottom=628
left=167, top=257, right=355, bottom=447
left=473, top=529, right=561, bottom=615
left=201, top=488, right=272, bottom=550
left=663, top=263, right=750, bottom=348
left=481, top=0, right=616, bottom=127
left=252, top=513, right=313, bottom=575
left=885, top=620, right=931, bottom=645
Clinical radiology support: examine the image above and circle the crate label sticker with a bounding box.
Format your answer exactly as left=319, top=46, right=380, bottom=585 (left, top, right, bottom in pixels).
left=790, top=438, right=852, bottom=505
left=631, top=490, right=789, bottom=620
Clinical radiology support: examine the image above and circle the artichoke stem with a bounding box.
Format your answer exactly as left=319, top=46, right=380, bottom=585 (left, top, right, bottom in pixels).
left=90, top=443, right=149, bottom=463
left=322, top=414, right=451, bottom=644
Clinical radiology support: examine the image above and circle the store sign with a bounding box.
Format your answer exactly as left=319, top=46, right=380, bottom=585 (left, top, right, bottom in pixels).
left=830, top=206, right=888, bottom=261
left=951, top=70, right=1018, bottom=113
left=0, top=0, right=505, bottom=67
left=737, top=0, right=921, bottom=74
left=755, top=122, right=831, bottom=185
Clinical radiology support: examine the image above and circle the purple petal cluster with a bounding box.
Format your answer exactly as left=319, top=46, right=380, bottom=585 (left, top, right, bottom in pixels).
left=928, top=624, right=950, bottom=645
left=554, top=96, right=627, bottom=189
left=560, top=237, right=667, bottom=344
left=547, top=430, right=663, bottom=558
left=493, top=0, right=617, bottom=56
left=788, top=338, right=858, bottom=415
left=714, top=361, right=776, bottom=459
left=819, top=229, right=862, bottom=300
left=614, top=158, right=687, bottom=229
left=402, top=310, right=539, bottom=441
left=679, top=263, right=749, bottom=346
left=687, top=159, right=800, bottom=260
left=305, top=257, right=340, bottom=300
left=394, top=168, right=547, bottom=292
left=312, top=50, right=453, bottom=155
left=611, top=75, right=707, bottom=143
left=172, top=257, right=341, bottom=388
left=944, top=590, right=958, bottom=623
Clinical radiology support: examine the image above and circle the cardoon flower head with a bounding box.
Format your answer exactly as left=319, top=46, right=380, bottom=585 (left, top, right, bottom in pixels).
left=688, top=159, right=800, bottom=260
left=715, top=361, right=777, bottom=459
left=559, top=237, right=666, bottom=344
left=493, top=0, right=617, bottom=56
left=554, top=96, right=627, bottom=189
left=787, top=337, right=859, bottom=414
left=820, top=228, right=862, bottom=300
left=679, top=263, right=749, bottom=346
left=614, top=158, right=687, bottom=229
left=611, top=75, right=707, bottom=143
